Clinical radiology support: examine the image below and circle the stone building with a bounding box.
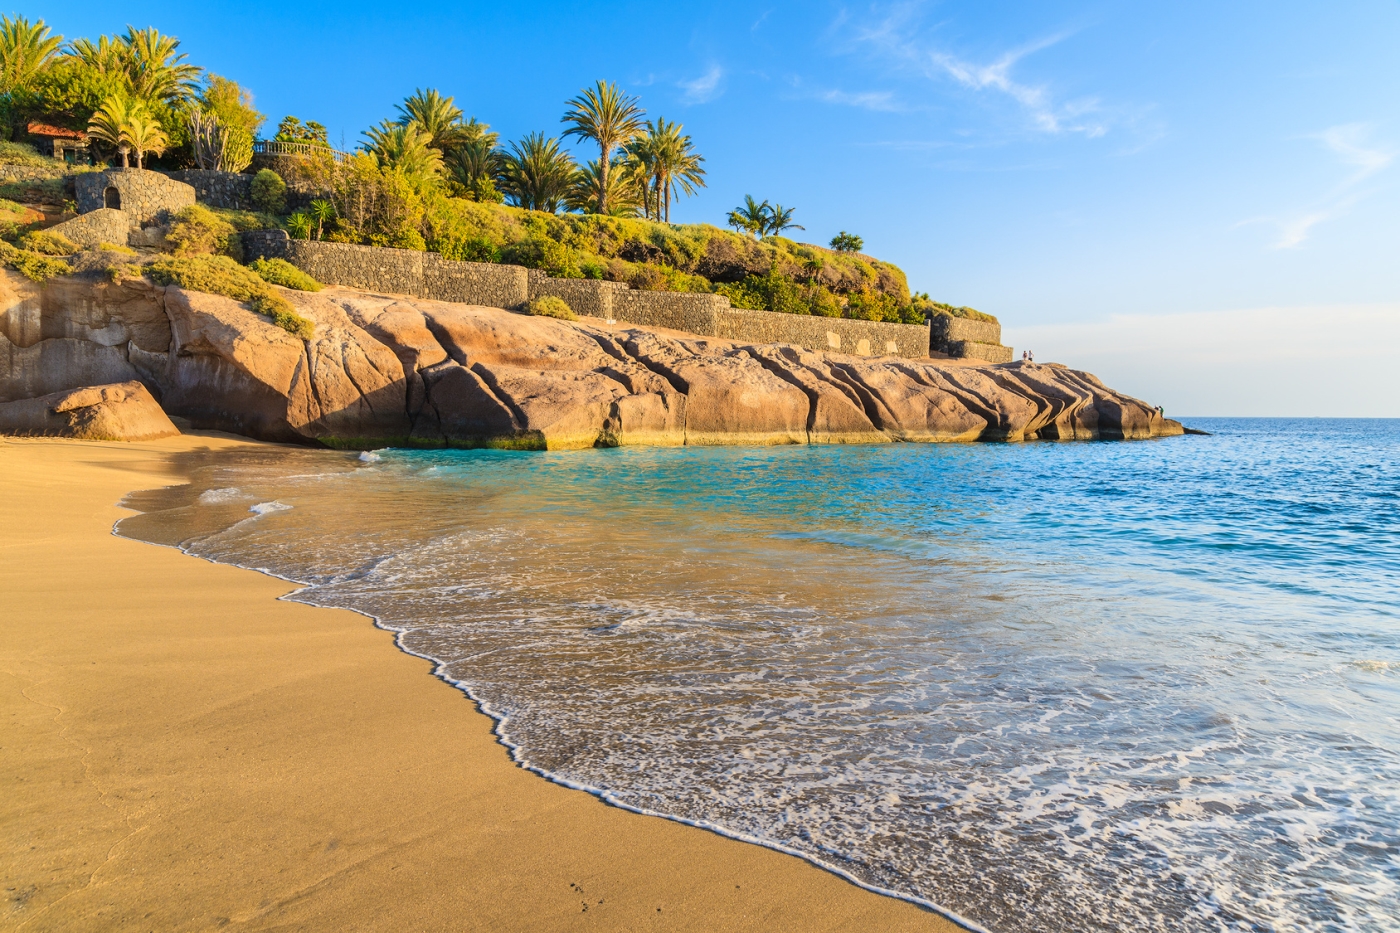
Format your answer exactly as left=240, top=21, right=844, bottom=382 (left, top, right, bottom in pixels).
left=25, top=122, right=92, bottom=165
left=73, top=169, right=196, bottom=226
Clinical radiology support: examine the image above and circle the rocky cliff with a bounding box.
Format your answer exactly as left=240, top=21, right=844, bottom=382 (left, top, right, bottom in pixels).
left=0, top=270, right=1183, bottom=448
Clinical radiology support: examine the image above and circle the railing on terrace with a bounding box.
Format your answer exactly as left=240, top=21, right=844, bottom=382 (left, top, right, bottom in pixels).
left=252, top=140, right=349, bottom=161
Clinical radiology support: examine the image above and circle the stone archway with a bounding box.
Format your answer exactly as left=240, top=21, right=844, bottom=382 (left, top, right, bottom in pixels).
left=104, top=186, right=120, bottom=210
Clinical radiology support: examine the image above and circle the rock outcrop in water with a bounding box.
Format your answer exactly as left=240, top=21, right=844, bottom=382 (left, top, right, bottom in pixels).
left=0, top=270, right=1183, bottom=447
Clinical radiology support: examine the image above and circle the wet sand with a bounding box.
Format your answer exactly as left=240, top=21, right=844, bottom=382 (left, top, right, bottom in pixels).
left=0, top=434, right=961, bottom=932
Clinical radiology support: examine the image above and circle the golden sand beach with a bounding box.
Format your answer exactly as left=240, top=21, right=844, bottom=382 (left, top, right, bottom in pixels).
left=0, top=434, right=959, bottom=932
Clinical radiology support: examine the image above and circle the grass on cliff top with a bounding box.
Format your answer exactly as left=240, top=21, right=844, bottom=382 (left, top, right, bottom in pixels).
left=249, top=257, right=322, bottom=292
left=0, top=240, right=71, bottom=281
left=146, top=255, right=315, bottom=340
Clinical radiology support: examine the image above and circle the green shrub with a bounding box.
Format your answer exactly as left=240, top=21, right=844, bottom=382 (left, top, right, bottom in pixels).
left=0, top=141, right=55, bottom=167
left=212, top=208, right=281, bottom=233
left=526, top=295, right=577, bottom=321
left=829, top=231, right=863, bottom=253
left=251, top=169, right=287, bottom=214
left=17, top=230, right=78, bottom=256
left=106, top=262, right=142, bottom=283
left=0, top=241, right=72, bottom=281
left=0, top=198, right=25, bottom=214
left=146, top=255, right=315, bottom=339
left=249, top=257, right=322, bottom=292
left=98, top=242, right=136, bottom=255
left=166, top=205, right=238, bottom=257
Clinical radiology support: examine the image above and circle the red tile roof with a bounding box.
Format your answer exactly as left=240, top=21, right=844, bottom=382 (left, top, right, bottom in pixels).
left=27, top=122, right=87, bottom=139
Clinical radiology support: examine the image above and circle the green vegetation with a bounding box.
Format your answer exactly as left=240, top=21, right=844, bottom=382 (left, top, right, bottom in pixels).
left=526, top=295, right=577, bottom=321
left=250, top=168, right=286, bottom=213
left=16, top=228, right=76, bottom=255
left=146, top=254, right=314, bottom=339
left=830, top=231, right=863, bottom=253
left=0, top=240, right=71, bottom=280
left=97, top=240, right=134, bottom=254
left=166, top=203, right=236, bottom=256
left=249, top=256, right=321, bottom=291
left=0, top=16, right=996, bottom=326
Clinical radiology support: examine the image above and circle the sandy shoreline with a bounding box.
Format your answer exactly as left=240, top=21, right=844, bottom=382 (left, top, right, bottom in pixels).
left=1, top=434, right=961, bottom=932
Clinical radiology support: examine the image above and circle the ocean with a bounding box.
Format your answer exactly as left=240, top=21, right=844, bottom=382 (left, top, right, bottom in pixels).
left=116, top=418, right=1400, bottom=933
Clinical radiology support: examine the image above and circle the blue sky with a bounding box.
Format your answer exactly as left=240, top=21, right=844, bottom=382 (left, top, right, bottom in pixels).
left=31, top=1, right=1400, bottom=415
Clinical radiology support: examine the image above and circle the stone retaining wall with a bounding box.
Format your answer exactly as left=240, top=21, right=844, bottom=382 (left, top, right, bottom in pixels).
left=45, top=208, right=130, bottom=249
left=163, top=170, right=254, bottom=211
left=244, top=232, right=939, bottom=359
left=74, top=169, right=194, bottom=225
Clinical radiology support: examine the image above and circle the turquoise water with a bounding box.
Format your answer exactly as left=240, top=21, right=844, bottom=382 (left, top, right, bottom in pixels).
left=118, top=419, right=1400, bottom=932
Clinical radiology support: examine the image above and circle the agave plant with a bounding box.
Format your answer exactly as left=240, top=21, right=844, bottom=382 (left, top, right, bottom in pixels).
left=286, top=212, right=313, bottom=241
left=499, top=132, right=577, bottom=213
left=309, top=199, right=335, bottom=240
left=561, top=81, right=645, bottom=215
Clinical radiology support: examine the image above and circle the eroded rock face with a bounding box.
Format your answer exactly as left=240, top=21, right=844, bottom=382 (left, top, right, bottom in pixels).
left=0, top=380, right=179, bottom=441
left=0, top=271, right=1185, bottom=449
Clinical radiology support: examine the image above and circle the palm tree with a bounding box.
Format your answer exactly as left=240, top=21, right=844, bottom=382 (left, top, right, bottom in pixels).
left=445, top=118, right=502, bottom=191
left=120, top=26, right=201, bottom=102
left=309, top=199, right=335, bottom=240
left=620, top=133, right=659, bottom=220
left=568, top=159, right=641, bottom=216
left=364, top=120, right=443, bottom=187
left=87, top=93, right=142, bottom=168
left=727, top=195, right=770, bottom=237
left=64, top=34, right=125, bottom=75
left=499, top=132, right=577, bottom=213
left=561, top=80, right=645, bottom=216
left=396, top=88, right=464, bottom=151
left=125, top=108, right=168, bottom=168
left=766, top=204, right=803, bottom=236
left=654, top=120, right=706, bottom=223
left=0, top=15, right=63, bottom=95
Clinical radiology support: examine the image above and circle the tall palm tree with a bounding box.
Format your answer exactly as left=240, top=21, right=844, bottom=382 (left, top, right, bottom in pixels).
left=0, top=15, right=62, bottom=95
left=642, top=118, right=706, bottom=223
left=396, top=88, right=464, bottom=151
left=766, top=204, right=803, bottom=236
left=727, top=195, right=770, bottom=237
left=364, top=120, right=443, bottom=187
left=620, top=132, right=659, bottom=220
left=120, top=26, right=201, bottom=102
left=63, top=34, right=125, bottom=75
left=561, top=80, right=645, bottom=216
left=499, top=132, right=577, bottom=213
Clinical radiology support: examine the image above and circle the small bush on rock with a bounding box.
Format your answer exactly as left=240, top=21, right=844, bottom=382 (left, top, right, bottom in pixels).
left=251, top=169, right=287, bottom=214
left=250, top=257, right=322, bottom=292
left=98, top=242, right=136, bottom=254
left=0, top=241, right=72, bottom=281
left=18, top=230, right=78, bottom=256
left=147, top=255, right=315, bottom=340
left=526, top=295, right=577, bottom=321
left=166, top=205, right=238, bottom=257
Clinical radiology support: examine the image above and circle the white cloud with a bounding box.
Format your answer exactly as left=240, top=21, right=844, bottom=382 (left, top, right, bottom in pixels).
left=925, top=34, right=1107, bottom=137
left=679, top=66, right=725, bottom=104
left=1006, top=303, right=1400, bottom=417
left=818, top=88, right=901, bottom=111
left=1248, top=123, right=1394, bottom=249
left=845, top=6, right=1115, bottom=138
